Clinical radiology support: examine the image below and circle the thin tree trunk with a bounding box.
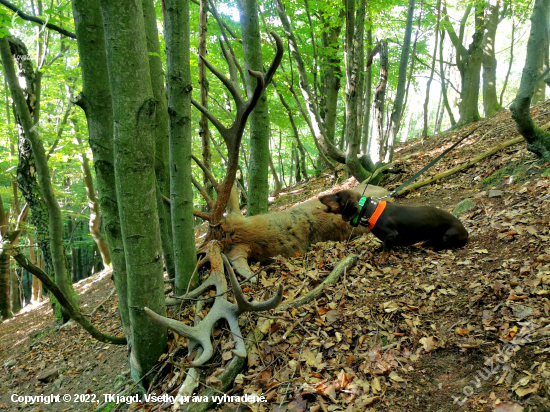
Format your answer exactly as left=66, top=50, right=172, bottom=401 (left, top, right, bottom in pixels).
left=422, top=0, right=441, bottom=137
left=100, top=0, right=168, bottom=379
left=482, top=0, right=502, bottom=116
left=278, top=128, right=287, bottom=187
left=499, top=13, right=515, bottom=106
left=29, top=234, right=42, bottom=302
left=239, top=0, right=270, bottom=216
left=165, top=0, right=198, bottom=295
left=439, top=30, right=456, bottom=126
left=198, top=0, right=212, bottom=197
left=370, top=40, right=389, bottom=164
left=510, top=0, right=550, bottom=158
left=10, top=258, right=21, bottom=313
left=385, top=0, right=416, bottom=162
left=268, top=153, right=282, bottom=194
left=361, top=22, right=373, bottom=154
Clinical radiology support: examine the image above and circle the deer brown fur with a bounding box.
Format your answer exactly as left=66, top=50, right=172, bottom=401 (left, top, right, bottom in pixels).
left=220, top=184, right=390, bottom=263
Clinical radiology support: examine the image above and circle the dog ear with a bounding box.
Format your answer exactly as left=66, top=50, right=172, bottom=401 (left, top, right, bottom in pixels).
left=318, top=194, right=343, bottom=214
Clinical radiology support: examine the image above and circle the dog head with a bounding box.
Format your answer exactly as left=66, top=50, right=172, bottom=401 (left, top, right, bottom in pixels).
left=318, top=190, right=363, bottom=222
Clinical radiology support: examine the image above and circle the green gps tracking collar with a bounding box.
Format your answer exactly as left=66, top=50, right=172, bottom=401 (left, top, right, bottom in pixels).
left=350, top=196, right=368, bottom=227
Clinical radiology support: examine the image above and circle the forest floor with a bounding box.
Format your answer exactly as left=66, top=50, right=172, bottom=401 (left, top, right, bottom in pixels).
left=2, top=102, right=550, bottom=412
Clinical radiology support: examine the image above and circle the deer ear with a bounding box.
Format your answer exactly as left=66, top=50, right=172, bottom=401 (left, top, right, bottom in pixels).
left=318, top=194, right=343, bottom=214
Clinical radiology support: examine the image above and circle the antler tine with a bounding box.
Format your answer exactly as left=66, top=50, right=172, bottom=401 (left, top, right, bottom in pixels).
left=191, top=154, right=220, bottom=191
left=144, top=306, right=215, bottom=366
left=191, top=98, right=228, bottom=139
left=191, top=176, right=214, bottom=210
left=221, top=254, right=284, bottom=316
left=243, top=70, right=265, bottom=118
left=264, top=31, right=284, bottom=86
left=200, top=55, right=244, bottom=109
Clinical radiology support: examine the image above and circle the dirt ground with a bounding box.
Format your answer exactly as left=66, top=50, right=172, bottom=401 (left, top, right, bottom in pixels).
left=2, top=103, right=550, bottom=412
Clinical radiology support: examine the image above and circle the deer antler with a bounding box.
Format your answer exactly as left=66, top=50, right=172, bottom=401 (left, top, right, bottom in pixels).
left=191, top=31, right=284, bottom=224
left=144, top=241, right=283, bottom=366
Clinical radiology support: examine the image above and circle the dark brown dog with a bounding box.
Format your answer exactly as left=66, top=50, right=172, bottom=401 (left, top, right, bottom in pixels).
left=319, top=190, right=468, bottom=253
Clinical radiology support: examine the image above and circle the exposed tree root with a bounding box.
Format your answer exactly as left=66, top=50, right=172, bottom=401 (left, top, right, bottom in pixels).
left=396, top=136, right=525, bottom=196
left=279, top=254, right=358, bottom=310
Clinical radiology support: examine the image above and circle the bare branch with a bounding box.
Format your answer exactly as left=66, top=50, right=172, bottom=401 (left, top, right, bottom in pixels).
left=193, top=210, right=212, bottom=221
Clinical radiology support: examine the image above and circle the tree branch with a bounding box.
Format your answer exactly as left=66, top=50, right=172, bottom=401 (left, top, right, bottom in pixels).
left=0, top=0, right=77, bottom=39
left=11, top=250, right=126, bottom=344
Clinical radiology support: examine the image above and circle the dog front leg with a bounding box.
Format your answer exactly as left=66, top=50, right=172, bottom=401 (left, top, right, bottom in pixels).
left=379, top=232, right=397, bottom=262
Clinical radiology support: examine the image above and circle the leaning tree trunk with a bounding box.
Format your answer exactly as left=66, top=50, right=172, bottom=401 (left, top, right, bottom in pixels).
left=532, top=38, right=549, bottom=104
left=1, top=36, right=76, bottom=323
left=74, top=129, right=111, bottom=267
left=6, top=38, right=53, bottom=282
left=439, top=30, right=456, bottom=126
left=99, top=0, right=168, bottom=380
left=510, top=0, right=550, bottom=159
left=72, top=0, right=131, bottom=338
left=370, top=40, right=389, bottom=164
left=165, top=0, right=198, bottom=295
left=385, top=0, right=415, bottom=162
left=482, top=0, right=502, bottom=116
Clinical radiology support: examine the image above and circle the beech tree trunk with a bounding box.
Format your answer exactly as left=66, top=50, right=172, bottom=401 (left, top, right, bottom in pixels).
left=510, top=0, right=550, bottom=159
left=72, top=0, right=131, bottom=338
left=385, top=0, right=415, bottom=162
left=482, top=0, right=502, bottom=116
left=344, top=0, right=367, bottom=181
left=165, top=0, right=198, bottom=295
left=239, top=0, right=270, bottom=216
left=142, top=0, right=177, bottom=281
left=10, top=259, right=20, bottom=314
left=99, top=0, right=168, bottom=380
left=444, top=3, right=485, bottom=125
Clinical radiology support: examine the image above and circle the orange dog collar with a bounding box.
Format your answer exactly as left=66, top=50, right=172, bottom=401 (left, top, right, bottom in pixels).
left=367, top=201, right=387, bottom=230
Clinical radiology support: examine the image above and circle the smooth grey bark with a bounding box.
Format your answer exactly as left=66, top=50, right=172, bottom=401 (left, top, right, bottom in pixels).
left=142, top=0, right=176, bottom=281
left=385, top=0, right=415, bottom=162
left=370, top=40, right=389, bottom=164
left=439, top=30, right=456, bottom=126
left=71, top=0, right=131, bottom=338
left=268, top=152, right=282, bottom=194
left=10, top=260, right=20, bottom=314
left=482, top=0, right=502, bottom=116
left=422, top=0, right=441, bottom=138
left=238, top=0, right=270, bottom=216
left=99, top=0, right=167, bottom=380
left=444, top=3, right=485, bottom=125
left=1, top=35, right=76, bottom=322
left=532, top=26, right=549, bottom=104
left=402, top=0, right=423, bottom=122
left=510, top=0, right=550, bottom=159
left=344, top=0, right=367, bottom=181
left=361, top=23, right=373, bottom=154
left=165, top=0, right=198, bottom=295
